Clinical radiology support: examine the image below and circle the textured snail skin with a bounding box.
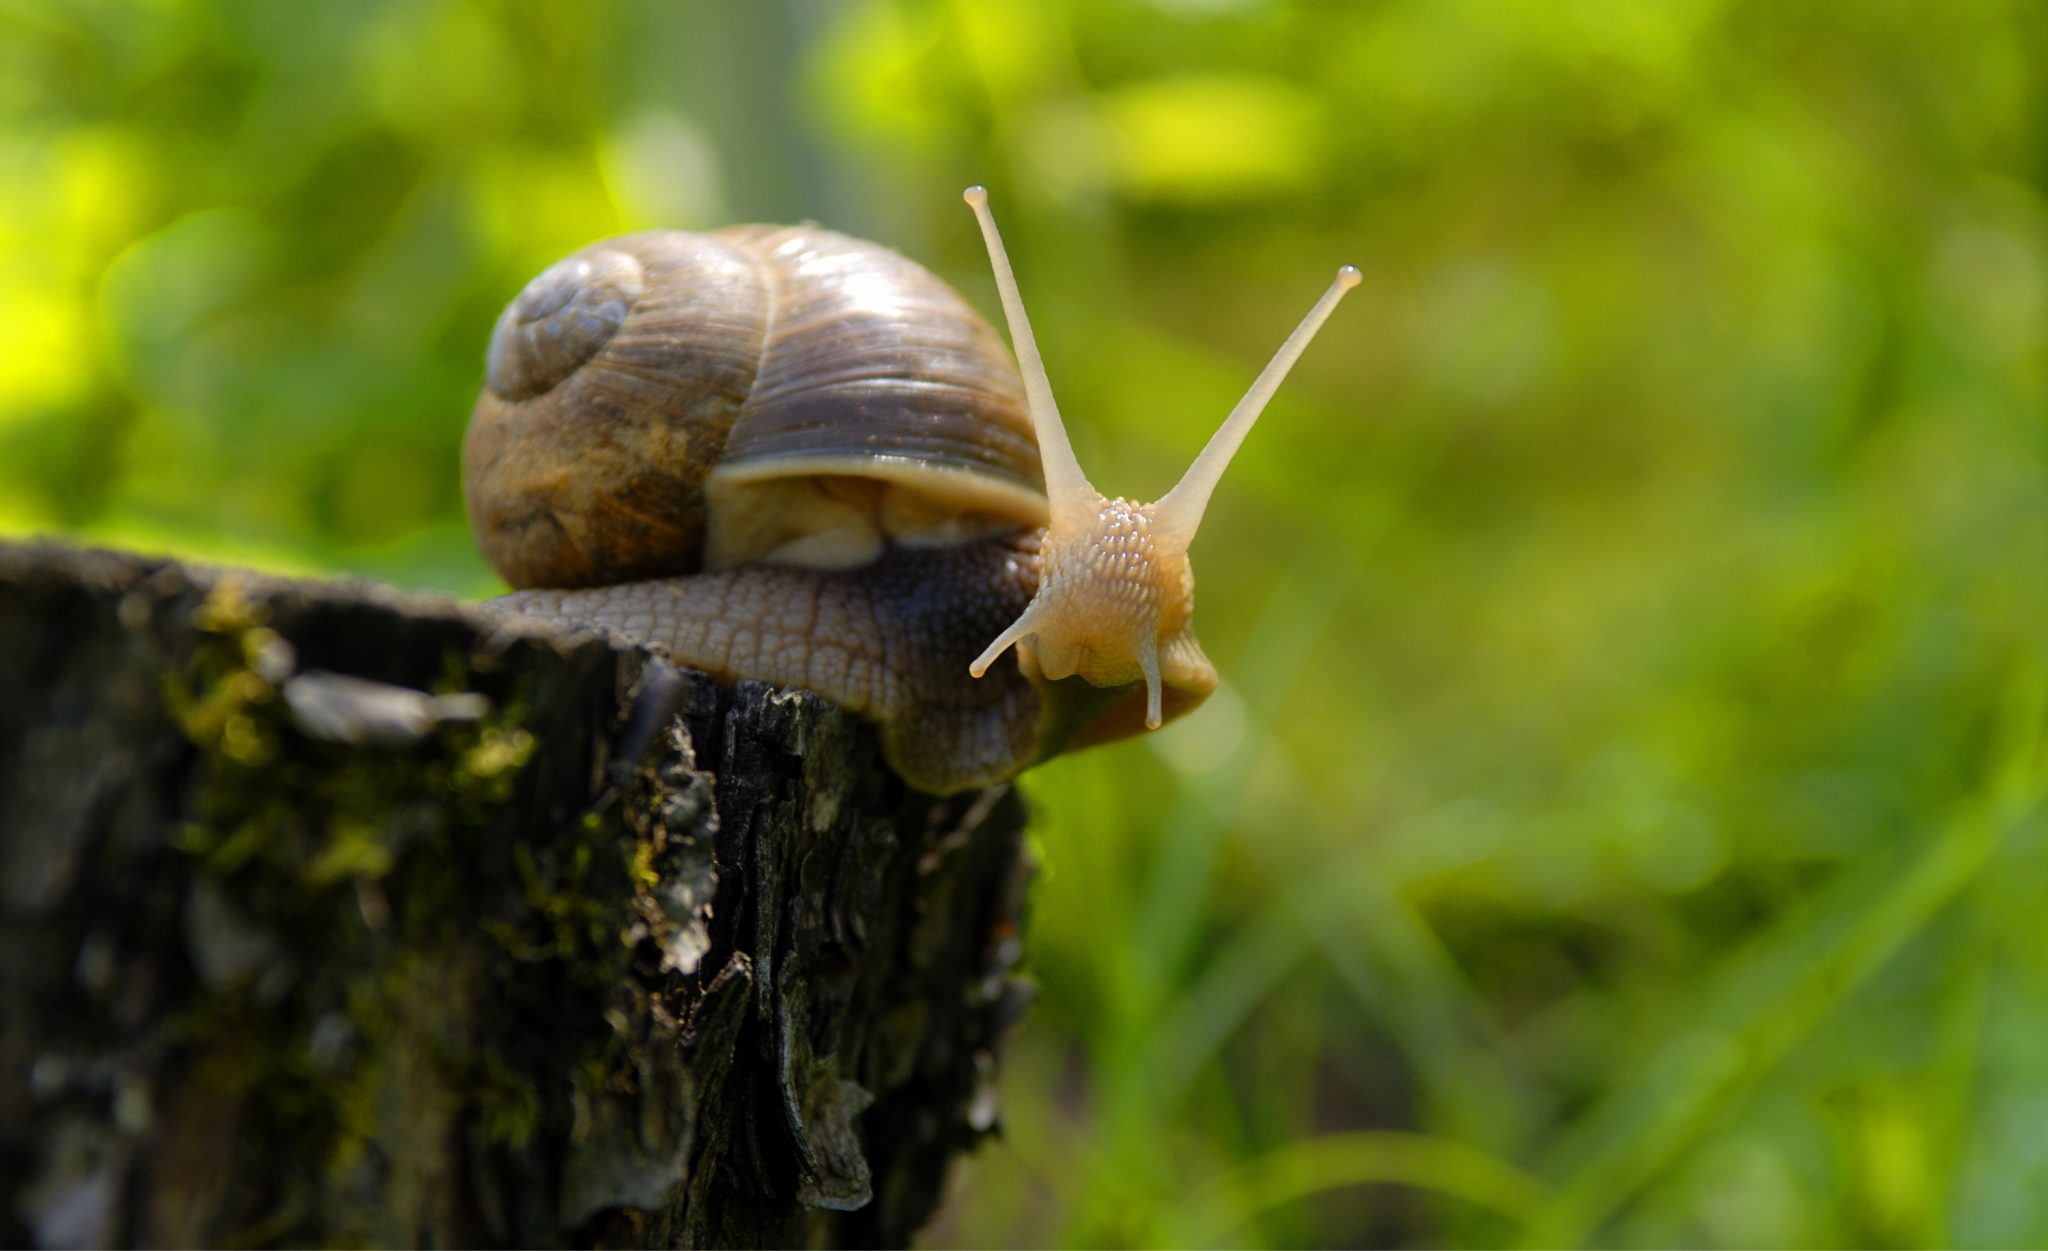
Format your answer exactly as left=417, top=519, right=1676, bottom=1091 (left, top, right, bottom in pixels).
left=496, top=534, right=1077, bottom=792
left=1020, top=496, right=1211, bottom=696
left=493, top=522, right=1222, bottom=794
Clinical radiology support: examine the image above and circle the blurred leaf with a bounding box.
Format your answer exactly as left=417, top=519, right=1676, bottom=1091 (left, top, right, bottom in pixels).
left=1179, top=1130, right=1549, bottom=1245
left=1098, top=73, right=1318, bottom=202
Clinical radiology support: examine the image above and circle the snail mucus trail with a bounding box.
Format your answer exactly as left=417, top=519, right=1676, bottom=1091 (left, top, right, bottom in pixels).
left=469, top=187, right=1358, bottom=793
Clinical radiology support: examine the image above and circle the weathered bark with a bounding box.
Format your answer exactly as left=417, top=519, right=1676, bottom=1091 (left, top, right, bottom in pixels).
left=0, top=541, right=1033, bottom=1249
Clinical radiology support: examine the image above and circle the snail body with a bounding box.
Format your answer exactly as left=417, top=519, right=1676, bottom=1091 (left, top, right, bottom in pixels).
left=466, top=188, right=1357, bottom=793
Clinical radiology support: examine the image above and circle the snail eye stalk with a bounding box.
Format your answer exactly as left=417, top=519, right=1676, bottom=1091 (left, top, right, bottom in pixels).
left=963, top=186, right=1097, bottom=523
left=1152, top=264, right=1361, bottom=548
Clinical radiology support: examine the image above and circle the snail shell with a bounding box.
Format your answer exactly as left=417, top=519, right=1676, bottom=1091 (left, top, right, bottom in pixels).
left=465, top=226, right=1047, bottom=590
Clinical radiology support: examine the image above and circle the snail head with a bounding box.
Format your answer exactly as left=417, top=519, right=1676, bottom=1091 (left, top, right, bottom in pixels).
left=960, top=186, right=1360, bottom=733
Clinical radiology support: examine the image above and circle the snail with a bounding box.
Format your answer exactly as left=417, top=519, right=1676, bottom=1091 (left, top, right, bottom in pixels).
left=465, top=187, right=1357, bottom=794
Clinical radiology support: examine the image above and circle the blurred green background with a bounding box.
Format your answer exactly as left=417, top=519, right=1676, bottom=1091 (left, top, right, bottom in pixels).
left=5, top=0, right=2048, bottom=1245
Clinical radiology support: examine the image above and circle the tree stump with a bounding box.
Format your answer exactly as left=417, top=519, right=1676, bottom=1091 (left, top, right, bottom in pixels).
left=0, top=542, right=1033, bottom=1248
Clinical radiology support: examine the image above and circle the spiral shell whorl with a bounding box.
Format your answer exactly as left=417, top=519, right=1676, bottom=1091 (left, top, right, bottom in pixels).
left=465, top=231, right=768, bottom=589
left=485, top=249, right=648, bottom=401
